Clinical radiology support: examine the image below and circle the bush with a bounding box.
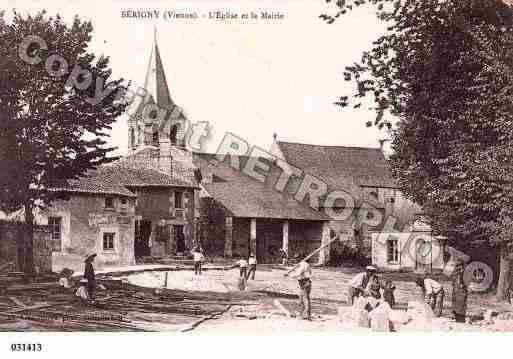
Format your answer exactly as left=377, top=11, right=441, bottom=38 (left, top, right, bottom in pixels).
left=328, top=243, right=370, bottom=267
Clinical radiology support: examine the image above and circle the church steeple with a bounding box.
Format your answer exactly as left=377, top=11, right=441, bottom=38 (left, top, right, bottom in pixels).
left=129, top=27, right=187, bottom=151
left=143, top=27, right=176, bottom=111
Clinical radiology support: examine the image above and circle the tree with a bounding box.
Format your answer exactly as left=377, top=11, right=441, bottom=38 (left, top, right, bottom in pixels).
left=0, top=11, right=128, bottom=273
left=323, top=0, right=513, bottom=300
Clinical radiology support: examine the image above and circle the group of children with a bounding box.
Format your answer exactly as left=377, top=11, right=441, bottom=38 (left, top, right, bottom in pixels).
left=235, top=254, right=257, bottom=280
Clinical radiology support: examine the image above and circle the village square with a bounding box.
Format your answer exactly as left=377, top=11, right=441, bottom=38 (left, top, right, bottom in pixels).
left=2, top=0, right=513, bottom=334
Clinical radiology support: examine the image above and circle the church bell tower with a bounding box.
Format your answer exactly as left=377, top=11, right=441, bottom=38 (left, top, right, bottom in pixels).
left=128, top=28, right=191, bottom=175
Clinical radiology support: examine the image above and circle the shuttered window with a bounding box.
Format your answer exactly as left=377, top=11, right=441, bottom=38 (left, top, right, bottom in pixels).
left=387, top=238, right=399, bottom=264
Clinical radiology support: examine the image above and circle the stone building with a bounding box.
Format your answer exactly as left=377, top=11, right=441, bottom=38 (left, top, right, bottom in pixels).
left=270, top=138, right=417, bottom=261
left=45, top=165, right=197, bottom=272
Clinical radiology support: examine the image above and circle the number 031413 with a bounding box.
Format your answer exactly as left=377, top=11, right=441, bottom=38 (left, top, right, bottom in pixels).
left=10, top=343, right=42, bottom=352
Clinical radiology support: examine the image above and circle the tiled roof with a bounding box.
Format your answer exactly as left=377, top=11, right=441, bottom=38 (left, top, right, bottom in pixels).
left=50, top=164, right=197, bottom=198
left=100, top=165, right=196, bottom=188
left=49, top=170, right=136, bottom=198
left=194, top=153, right=329, bottom=221
left=277, top=141, right=397, bottom=188
left=116, top=147, right=198, bottom=188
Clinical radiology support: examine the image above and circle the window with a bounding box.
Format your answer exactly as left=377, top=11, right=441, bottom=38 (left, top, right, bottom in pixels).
left=105, top=197, right=114, bottom=209
left=103, top=232, right=115, bottom=251
left=174, top=191, right=183, bottom=209
left=48, top=217, right=62, bottom=252
left=387, top=238, right=399, bottom=264
left=48, top=217, right=61, bottom=241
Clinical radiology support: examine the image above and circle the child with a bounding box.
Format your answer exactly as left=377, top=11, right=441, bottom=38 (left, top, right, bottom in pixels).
left=382, top=279, right=396, bottom=308
left=75, top=279, right=90, bottom=300
left=59, top=268, right=74, bottom=290
left=236, top=256, right=248, bottom=279
left=247, top=254, right=257, bottom=280
left=192, top=247, right=204, bottom=275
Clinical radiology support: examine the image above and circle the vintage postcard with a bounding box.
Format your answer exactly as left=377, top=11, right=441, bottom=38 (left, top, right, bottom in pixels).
left=1, top=0, right=513, bottom=353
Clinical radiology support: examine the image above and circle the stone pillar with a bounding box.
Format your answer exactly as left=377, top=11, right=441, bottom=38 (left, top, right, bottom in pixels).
left=282, top=220, right=289, bottom=255
left=317, top=222, right=331, bottom=266
left=250, top=218, right=257, bottom=257
left=224, top=216, right=233, bottom=257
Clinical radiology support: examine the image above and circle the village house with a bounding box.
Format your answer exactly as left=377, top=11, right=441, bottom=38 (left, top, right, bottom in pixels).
left=371, top=215, right=446, bottom=272
left=44, top=164, right=197, bottom=273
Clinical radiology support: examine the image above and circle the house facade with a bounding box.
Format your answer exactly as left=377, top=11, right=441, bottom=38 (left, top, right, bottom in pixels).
left=371, top=217, right=445, bottom=272
left=45, top=165, right=197, bottom=272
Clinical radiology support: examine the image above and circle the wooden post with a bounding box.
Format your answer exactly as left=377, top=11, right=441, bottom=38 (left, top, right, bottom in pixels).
left=163, top=271, right=168, bottom=288
left=317, top=222, right=331, bottom=266
left=282, top=221, right=289, bottom=255
left=250, top=218, right=257, bottom=257
left=224, top=217, right=233, bottom=257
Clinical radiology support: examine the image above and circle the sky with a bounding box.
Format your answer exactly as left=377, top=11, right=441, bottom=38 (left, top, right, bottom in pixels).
left=5, top=0, right=390, bottom=155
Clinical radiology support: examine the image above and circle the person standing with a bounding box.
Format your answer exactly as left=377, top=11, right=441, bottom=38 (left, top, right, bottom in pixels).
left=286, top=259, right=312, bottom=320
left=347, top=266, right=377, bottom=305
left=236, top=256, right=248, bottom=279
left=451, top=262, right=468, bottom=323
left=415, top=277, right=445, bottom=317
left=279, top=248, right=288, bottom=266
left=247, top=254, right=257, bottom=280
left=192, top=247, right=204, bottom=275
left=382, top=279, right=396, bottom=308
left=84, top=253, right=97, bottom=301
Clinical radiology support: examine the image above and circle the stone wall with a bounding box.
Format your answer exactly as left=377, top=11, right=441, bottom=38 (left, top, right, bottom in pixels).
left=132, top=186, right=196, bottom=257
left=198, top=197, right=226, bottom=255
left=47, top=195, right=136, bottom=273
left=0, top=222, right=52, bottom=273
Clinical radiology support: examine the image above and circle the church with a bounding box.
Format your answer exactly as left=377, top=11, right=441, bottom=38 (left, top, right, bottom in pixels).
left=2, top=32, right=422, bottom=273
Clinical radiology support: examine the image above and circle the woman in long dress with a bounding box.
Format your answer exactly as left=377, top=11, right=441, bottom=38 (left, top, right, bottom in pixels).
left=451, top=262, right=468, bottom=323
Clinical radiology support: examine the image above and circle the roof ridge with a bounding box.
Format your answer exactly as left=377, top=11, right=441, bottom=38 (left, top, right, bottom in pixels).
left=277, top=140, right=382, bottom=151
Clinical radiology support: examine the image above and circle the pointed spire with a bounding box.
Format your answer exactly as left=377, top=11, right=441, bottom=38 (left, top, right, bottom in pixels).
left=142, top=26, right=175, bottom=110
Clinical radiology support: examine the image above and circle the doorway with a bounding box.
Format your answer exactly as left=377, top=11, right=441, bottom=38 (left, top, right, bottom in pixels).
left=135, top=220, right=152, bottom=258
left=174, top=225, right=185, bottom=253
